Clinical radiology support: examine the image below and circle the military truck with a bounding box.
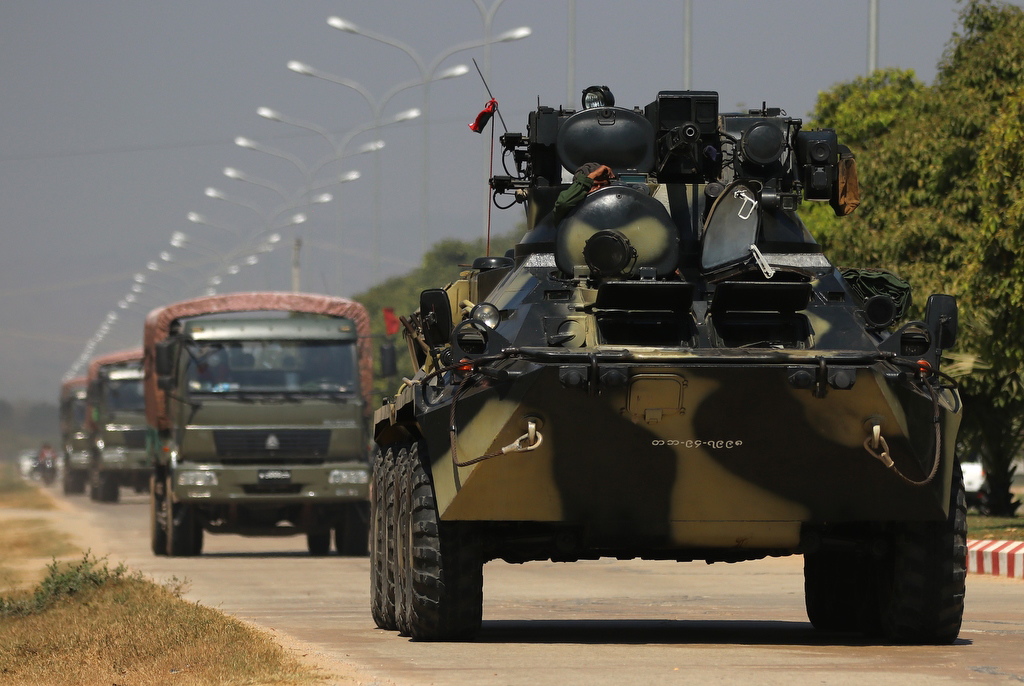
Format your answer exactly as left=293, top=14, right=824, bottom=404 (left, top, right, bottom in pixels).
left=86, top=348, right=150, bottom=502
left=59, top=376, right=90, bottom=495
left=143, top=292, right=374, bottom=557
left=370, top=88, right=965, bottom=643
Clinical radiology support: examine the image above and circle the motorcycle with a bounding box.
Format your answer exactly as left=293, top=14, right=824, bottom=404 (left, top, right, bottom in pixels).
left=35, top=445, right=57, bottom=486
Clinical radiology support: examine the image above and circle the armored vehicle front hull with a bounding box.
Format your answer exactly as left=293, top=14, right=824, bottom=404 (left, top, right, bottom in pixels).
left=382, top=348, right=958, bottom=558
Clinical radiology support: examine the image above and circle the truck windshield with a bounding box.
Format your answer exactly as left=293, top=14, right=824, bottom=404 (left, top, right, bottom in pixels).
left=105, top=379, right=146, bottom=412
left=185, top=340, right=357, bottom=395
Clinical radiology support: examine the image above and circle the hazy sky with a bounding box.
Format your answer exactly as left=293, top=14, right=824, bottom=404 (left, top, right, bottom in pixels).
left=0, top=0, right=1000, bottom=403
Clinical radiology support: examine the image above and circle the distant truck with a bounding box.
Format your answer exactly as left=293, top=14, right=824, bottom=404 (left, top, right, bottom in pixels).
left=58, top=376, right=90, bottom=494
left=143, top=292, right=375, bottom=557
left=86, top=348, right=150, bottom=502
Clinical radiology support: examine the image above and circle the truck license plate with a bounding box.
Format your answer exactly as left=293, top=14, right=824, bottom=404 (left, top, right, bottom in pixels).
left=258, top=469, right=291, bottom=482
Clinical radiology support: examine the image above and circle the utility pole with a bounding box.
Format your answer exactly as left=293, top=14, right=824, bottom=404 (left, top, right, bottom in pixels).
left=683, top=0, right=692, bottom=90
left=291, top=237, right=302, bottom=292
left=868, top=0, right=879, bottom=74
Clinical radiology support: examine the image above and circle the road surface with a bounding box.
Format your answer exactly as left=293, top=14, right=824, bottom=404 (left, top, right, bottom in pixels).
left=28, top=487, right=1024, bottom=685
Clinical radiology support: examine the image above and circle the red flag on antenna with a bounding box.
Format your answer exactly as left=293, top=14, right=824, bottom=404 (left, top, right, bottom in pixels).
left=469, top=98, right=497, bottom=133
left=383, top=307, right=401, bottom=336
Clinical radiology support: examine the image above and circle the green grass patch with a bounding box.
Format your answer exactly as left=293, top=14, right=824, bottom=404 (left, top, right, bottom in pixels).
left=0, top=555, right=331, bottom=685
left=968, top=514, right=1024, bottom=541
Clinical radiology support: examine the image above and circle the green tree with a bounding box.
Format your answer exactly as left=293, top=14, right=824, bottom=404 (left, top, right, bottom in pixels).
left=805, top=0, right=1024, bottom=514
left=353, top=229, right=520, bottom=400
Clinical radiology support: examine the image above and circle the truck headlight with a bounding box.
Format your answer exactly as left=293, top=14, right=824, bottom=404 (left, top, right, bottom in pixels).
left=177, top=470, right=218, bottom=487
left=329, top=469, right=368, bottom=485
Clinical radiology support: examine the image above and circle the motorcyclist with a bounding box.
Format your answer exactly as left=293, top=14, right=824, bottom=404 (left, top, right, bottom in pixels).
left=35, top=442, right=57, bottom=485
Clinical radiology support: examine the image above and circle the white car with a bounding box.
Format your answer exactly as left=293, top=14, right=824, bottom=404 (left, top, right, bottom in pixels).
left=961, top=457, right=989, bottom=513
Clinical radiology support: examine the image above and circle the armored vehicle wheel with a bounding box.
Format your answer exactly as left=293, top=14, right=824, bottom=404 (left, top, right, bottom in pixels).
left=804, top=545, right=868, bottom=633
left=872, top=460, right=967, bottom=644
left=165, top=476, right=202, bottom=556
left=399, top=442, right=484, bottom=641
left=336, top=501, right=370, bottom=557
left=150, top=475, right=167, bottom=556
left=370, top=446, right=397, bottom=630
left=307, top=529, right=332, bottom=556
left=394, top=446, right=414, bottom=636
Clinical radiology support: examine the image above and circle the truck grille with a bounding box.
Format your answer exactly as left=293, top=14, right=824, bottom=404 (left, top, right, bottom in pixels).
left=213, top=429, right=331, bottom=464
left=121, top=429, right=148, bottom=450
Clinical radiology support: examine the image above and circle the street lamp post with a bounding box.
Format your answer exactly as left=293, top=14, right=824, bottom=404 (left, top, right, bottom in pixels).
left=289, top=59, right=439, bottom=272
left=326, top=17, right=530, bottom=255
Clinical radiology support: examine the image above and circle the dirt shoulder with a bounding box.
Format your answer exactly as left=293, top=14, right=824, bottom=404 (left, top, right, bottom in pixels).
left=0, top=487, right=381, bottom=686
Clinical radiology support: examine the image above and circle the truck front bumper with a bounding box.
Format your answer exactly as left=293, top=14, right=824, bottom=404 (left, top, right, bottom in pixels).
left=171, top=462, right=369, bottom=504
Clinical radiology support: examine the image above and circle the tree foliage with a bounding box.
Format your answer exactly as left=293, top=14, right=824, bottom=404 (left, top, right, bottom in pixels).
left=352, top=229, right=520, bottom=398
left=804, top=0, right=1024, bottom=513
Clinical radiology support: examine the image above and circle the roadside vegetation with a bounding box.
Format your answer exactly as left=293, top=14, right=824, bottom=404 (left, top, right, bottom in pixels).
left=0, top=464, right=339, bottom=685
left=802, top=0, right=1024, bottom=516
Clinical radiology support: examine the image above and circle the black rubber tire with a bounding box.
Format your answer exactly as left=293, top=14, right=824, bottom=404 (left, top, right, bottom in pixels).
left=166, top=476, right=201, bottom=557
left=394, top=446, right=414, bottom=637
left=875, top=460, right=967, bottom=644
left=93, top=471, right=120, bottom=503
left=403, top=442, right=484, bottom=642
left=150, top=474, right=167, bottom=556
left=336, top=501, right=370, bottom=557
left=63, top=469, right=87, bottom=495
left=370, top=446, right=397, bottom=629
left=307, top=529, right=332, bottom=556
left=804, top=546, right=869, bottom=633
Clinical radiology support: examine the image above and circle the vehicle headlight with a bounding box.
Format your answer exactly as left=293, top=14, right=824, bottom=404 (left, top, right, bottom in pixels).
left=329, top=469, right=368, bottom=485
left=177, top=470, right=218, bottom=487
left=95, top=438, right=105, bottom=451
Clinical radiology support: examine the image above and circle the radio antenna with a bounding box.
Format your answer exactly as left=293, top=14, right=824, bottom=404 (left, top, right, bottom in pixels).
left=472, top=59, right=508, bottom=133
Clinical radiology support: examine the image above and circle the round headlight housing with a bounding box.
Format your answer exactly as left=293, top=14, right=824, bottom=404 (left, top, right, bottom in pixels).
left=469, top=302, right=501, bottom=330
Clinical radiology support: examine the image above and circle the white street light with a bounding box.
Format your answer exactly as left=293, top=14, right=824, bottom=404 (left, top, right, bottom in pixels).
left=325, top=15, right=530, bottom=254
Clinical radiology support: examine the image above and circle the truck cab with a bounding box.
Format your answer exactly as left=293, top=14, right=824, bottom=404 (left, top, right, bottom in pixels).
left=59, top=376, right=90, bottom=495
left=145, top=293, right=374, bottom=557
left=86, top=349, right=150, bottom=502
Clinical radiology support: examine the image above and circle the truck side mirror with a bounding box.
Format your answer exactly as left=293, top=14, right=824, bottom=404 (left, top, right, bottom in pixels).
left=420, top=289, right=453, bottom=348
left=380, top=341, right=398, bottom=378
left=925, top=294, right=957, bottom=351
left=155, top=339, right=176, bottom=376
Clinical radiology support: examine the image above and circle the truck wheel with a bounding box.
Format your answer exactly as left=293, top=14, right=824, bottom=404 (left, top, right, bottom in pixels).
left=307, top=529, right=332, bottom=556
left=150, top=475, right=168, bottom=556
left=93, top=471, right=120, bottom=503
left=166, top=476, right=201, bottom=556
left=63, top=470, right=86, bottom=495
left=875, top=460, right=967, bottom=644
left=337, top=501, right=370, bottom=556
left=402, top=442, right=484, bottom=641
left=371, top=445, right=397, bottom=630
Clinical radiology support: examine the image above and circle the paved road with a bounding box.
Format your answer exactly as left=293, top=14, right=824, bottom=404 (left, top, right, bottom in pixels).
left=38, top=487, right=1024, bottom=685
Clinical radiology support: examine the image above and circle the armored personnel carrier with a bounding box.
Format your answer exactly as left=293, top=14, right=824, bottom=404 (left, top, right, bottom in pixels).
left=371, top=89, right=965, bottom=643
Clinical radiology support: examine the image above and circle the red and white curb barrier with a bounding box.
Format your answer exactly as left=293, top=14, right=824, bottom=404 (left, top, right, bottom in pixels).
left=967, top=539, right=1024, bottom=579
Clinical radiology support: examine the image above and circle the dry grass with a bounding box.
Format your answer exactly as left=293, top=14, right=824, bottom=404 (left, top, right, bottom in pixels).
left=0, top=556, right=335, bottom=686
left=0, top=463, right=53, bottom=510
left=0, top=467, right=343, bottom=685
left=0, top=518, right=77, bottom=593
